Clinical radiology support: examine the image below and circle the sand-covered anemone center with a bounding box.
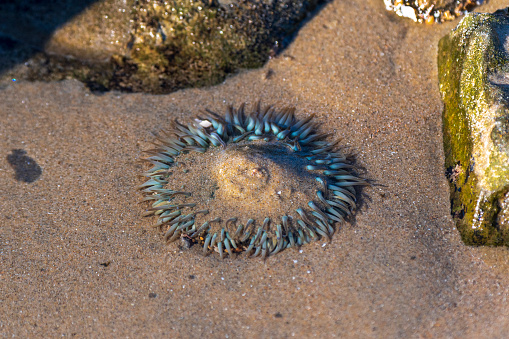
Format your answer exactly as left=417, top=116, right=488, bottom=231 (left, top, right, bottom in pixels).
left=214, top=147, right=271, bottom=200
left=213, top=142, right=318, bottom=215
left=169, top=141, right=319, bottom=232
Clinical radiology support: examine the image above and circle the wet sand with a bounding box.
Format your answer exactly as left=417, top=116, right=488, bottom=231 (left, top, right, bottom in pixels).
left=2, top=0, right=509, bottom=337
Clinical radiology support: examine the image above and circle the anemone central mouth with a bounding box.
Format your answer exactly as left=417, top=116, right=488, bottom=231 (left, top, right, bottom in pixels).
left=215, top=146, right=271, bottom=199
left=212, top=142, right=318, bottom=213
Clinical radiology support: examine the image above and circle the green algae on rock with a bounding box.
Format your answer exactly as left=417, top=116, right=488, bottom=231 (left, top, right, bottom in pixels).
left=438, top=8, right=509, bottom=246
left=140, top=104, right=366, bottom=259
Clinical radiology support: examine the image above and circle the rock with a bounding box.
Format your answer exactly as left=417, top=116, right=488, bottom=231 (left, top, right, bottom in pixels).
left=383, top=0, right=484, bottom=23
left=115, top=0, right=322, bottom=93
left=438, top=8, right=509, bottom=246
left=1, top=0, right=322, bottom=94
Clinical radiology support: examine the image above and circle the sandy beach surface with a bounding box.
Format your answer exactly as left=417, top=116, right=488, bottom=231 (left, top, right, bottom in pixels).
left=2, top=0, right=509, bottom=337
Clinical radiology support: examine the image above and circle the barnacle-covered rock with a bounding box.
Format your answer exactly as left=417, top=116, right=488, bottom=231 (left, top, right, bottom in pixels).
left=140, top=103, right=367, bottom=259
left=438, top=8, right=509, bottom=246
left=383, top=0, right=484, bottom=24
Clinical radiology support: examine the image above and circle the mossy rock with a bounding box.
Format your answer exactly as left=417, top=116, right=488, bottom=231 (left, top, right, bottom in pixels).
left=438, top=8, right=509, bottom=246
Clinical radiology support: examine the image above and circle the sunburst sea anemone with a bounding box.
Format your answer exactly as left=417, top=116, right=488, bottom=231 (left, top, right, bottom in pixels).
left=140, top=103, right=367, bottom=259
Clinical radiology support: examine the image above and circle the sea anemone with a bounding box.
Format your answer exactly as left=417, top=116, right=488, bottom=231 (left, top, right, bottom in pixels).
left=140, top=103, right=366, bottom=259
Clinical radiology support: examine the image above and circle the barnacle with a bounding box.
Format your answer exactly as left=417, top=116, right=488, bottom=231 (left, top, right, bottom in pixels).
left=140, top=103, right=367, bottom=259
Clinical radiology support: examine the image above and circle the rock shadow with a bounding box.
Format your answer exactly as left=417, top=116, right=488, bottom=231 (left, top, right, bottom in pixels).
left=6, top=149, right=42, bottom=183
left=0, top=0, right=100, bottom=77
